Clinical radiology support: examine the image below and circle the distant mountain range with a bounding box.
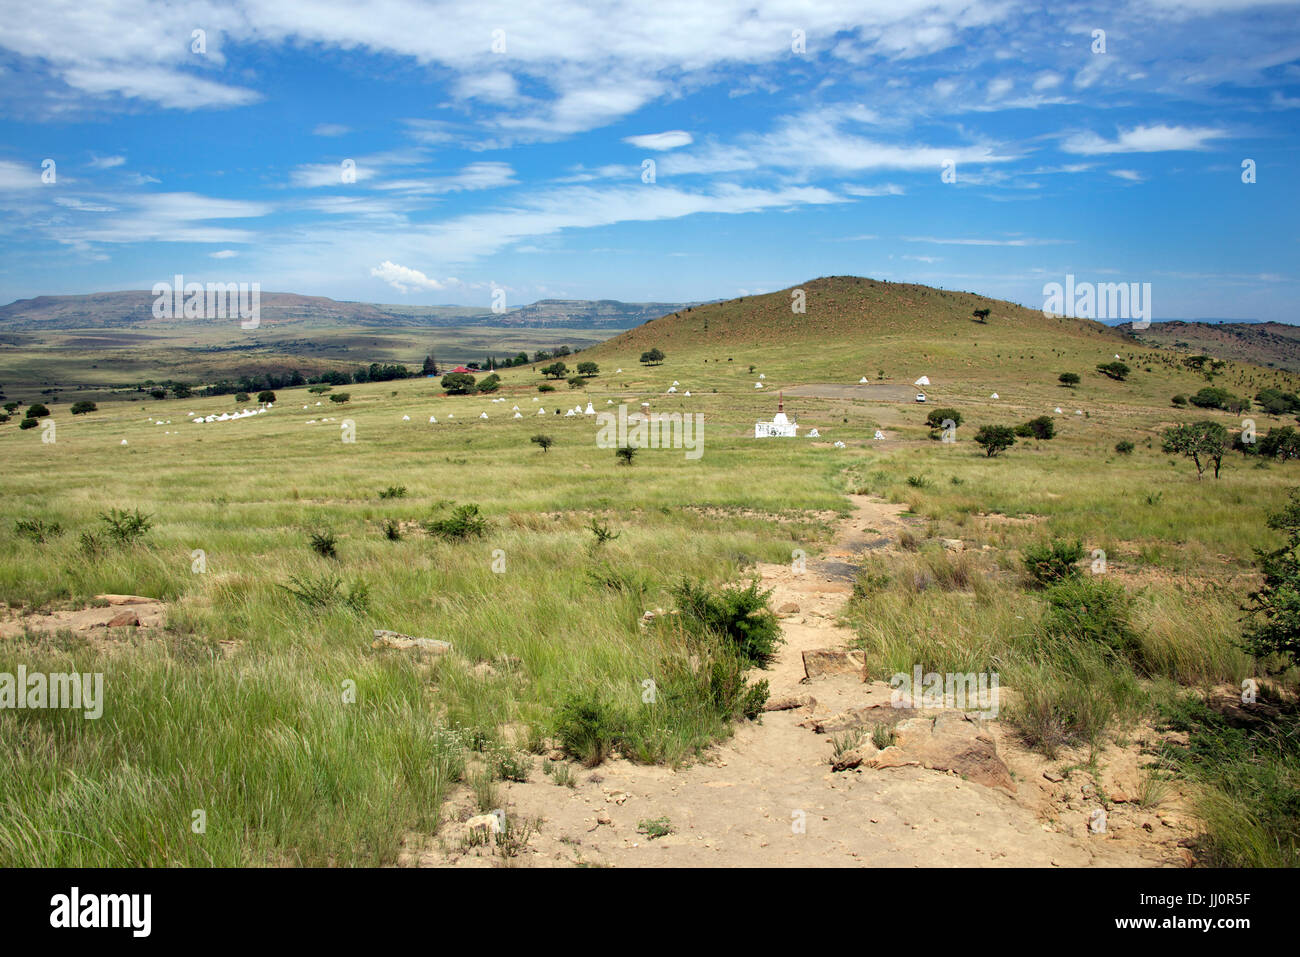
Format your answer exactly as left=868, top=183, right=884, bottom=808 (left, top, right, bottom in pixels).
left=0, top=291, right=703, bottom=331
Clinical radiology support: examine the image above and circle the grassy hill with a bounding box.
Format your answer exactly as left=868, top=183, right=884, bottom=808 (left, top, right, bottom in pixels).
left=2, top=274, right=1297, bottom=867
left=1121, top=320, right=1300, bottom=373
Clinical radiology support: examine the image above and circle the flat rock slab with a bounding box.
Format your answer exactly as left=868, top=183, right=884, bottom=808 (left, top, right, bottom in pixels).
left=0, top=599, right=166, bottom=639
left=802, top=648, right=865, bottom=681
left=372, top=630, right=452, bottom=655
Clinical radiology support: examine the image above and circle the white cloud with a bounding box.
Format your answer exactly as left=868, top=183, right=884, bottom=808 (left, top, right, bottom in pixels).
left=210, top=249, right=238, bottom=258
left=623, top=130, right=694, bottom=151
left=370, top=260, right=448, bottom=292
left=313, top=123, right=351, bottom=137
left=87, top=154, right=125, bottom=169
left=902, top=236, right=1072, bottom=246
left=1062, top=125, right=1228, bottom=154
left=1110, top=169, right=1144, bottom=181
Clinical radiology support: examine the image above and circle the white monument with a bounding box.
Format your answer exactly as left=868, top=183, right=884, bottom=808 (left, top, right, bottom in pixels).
left=755, top=393, right=798, bottom=438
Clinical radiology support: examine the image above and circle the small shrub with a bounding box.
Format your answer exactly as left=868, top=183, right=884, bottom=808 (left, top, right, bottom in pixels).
left=235, top=392, right=250, bottom=403
left=70, top=401, right=97, bottom=415
left=280, top=573, right=369, bottom=613
left=18, top=418, right=37, bottom=430
left=1115, top=440, right=1135, bottom=455
left=309, top=529, right=338, bottom=557
left=671, top=578, right=782, bottom=667
left=1021, top=539, right=1085, bottom=587
left=530, top=434, right=554, bottom=453
left=329, top=393, right=351, bottom=404
left=615, top=446, right=637, bottom=466
left=99, top=508, right=153, bottom=545
left=308, top=384, right=332, bottom=394
left=1041, top=577, right=1142, bottom=662
left=14, top=518, right=63, bottom=543
left=637, top=817, right=673, bottom=839
left=538, top=383, right=556, bottom=393
left=555, top=690, right=625, bottom=767
left=425, top=503, right=489, bottom=539
left=382, top=519, right=402, bottom=541
left=587, top=517, right=619, bottom=546
left=378, top=485, right=407, bottom=499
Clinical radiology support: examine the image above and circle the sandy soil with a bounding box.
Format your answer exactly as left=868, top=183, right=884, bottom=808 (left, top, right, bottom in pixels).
left=411, top=497, right=1197, bottom=868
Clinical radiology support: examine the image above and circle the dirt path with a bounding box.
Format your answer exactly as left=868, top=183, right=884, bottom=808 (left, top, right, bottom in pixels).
left=415, top=497, right=1188, bottom=867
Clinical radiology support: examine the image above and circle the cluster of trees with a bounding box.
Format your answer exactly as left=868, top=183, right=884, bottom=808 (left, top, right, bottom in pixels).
left=1096, top=361, right=1130, bottom=381
left=1255, top=387, right=1300, bottom=416
left=440, top=372, right=500, bottom=395
left=1187, top=386, right=1250, bottom=414
left=540, top=360, right=599, bottom=380
left=639, top=348, right=665, bottom=366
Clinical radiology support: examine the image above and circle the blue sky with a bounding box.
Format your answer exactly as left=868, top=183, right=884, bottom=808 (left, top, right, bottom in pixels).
left=0, top=0, right=1297, bottom=319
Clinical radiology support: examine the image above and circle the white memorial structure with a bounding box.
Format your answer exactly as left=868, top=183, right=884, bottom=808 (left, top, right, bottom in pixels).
left=755, top=394, right=798, bottom=438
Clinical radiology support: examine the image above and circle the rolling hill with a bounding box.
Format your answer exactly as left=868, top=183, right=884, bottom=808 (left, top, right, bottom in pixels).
left=1119, top=320, right=1300, bottom=373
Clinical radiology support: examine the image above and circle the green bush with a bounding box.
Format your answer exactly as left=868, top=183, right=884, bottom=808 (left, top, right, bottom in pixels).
left=309, top=529, right=338, bottom=558
left=378, top=485, right=407, bottom=499
left=99, top=508, right=153, bottom=545
left=14, top=519, right=63, bottom=543
left=1021, top=538, right=1085, bottom=586
left=25, top=403, right=50, bottom=418
left=18, top=418, right=37, bottom=430
left=235, top=392, right=250, bottom=403
left=257, top=390, right=276, bottom=403
left=538, top=383, right=555, bottom=393
left=555, top=691, right=625, bottom=767
left=1115, top=440, right=1135, bottom=455
left=1041, top=577, right=1142, bottom=663
left=925, top=408, right=962, bottom=430
left=329, top=393, right=351, bottom=404
left=71, top=400, right=97, bottom=415
left=670, top=578, right=782, bottom=667
left=425, top=503, right=489, bottom=539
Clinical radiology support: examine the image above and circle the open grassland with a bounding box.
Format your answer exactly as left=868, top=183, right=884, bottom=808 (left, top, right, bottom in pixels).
left=0, top=322, right=606, bottom=403
left=1, top=277, right=1298, bottom=866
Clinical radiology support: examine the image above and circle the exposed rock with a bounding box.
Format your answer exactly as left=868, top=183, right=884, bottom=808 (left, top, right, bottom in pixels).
left=777, top=602, right=800, bottom=615
left=95, top=594, right=161, bottom=606
left=764, top=693, right=815, bottom=712
left=831, top=741, right=879, bottom=772
left=941, top=539, right=965, bottom=552
left=878, top=711, right=1015, bottom=792
left=104, top=611, right=140, bottom=628
left=371, top=630, right=452, bottom=655
left=467, top=811, right=504, bottom=840
left=1043, top=770, right=1065, bottom=784
left=802, top=648, right=865, bottom=681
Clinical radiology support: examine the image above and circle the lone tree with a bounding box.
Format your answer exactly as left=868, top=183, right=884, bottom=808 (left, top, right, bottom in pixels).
left=974, top=425, right=1016, bottom=457
left=1244, top=489, right=1300, bottom=665
left=972, top=308, right=991, bottom=323
left=1059, top=372, right=1080, bottom=388
left=71, top=401, right=97, bottom=415
left=422, top=355, right=438, bottom=376
left=1097, top=361, right=1130, bottom=381
left=531, top=434, right=554, bottom=453
left=1162, top=420, right=1229, bottom=479
left=639, top=348, right=665, bottom=366
left=616, top=446, right=637, bottom=465
left=540, top=361, right=569, bottom=380
left=577, top=361, right=599, bottom=377
left=441, top=372, right=476, bottom=395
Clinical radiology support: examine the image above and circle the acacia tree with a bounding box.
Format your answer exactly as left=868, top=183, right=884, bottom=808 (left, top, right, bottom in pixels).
left=1162, top=420, right=1229, bottom=479
left=974, top=425, right=1016, bottom=457
left=639, top=348, right=665, bottom=366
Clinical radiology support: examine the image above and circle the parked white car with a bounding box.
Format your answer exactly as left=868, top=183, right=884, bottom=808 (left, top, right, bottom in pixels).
left=915, top=393, right=927, bottom=403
